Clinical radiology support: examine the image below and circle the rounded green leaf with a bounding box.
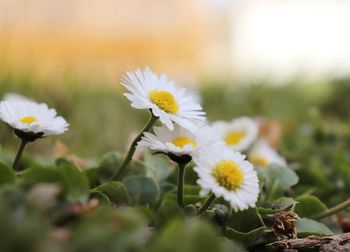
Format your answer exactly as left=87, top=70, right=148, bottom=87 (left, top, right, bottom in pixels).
left=295, top=195, right=327, bottom=218
left=91, top=181, right=131, bottom=205
left=225, top=208, right=265, bottom=233
left=225, top=226, right=266, bottom=246
left=143, top=151, right=175, bottom=181
left=21, top=167, right=62, bottom=184
left=123, top=176, right=160, bottom=205
left=296, top=218, right=332, bottom=237
left=97, top=152, right=123, bottom=182
left=261, top=164, right=299, bottom=200
left=89, top=191, right=111, bottom=206
left=58, top=162, right=90, bottom=203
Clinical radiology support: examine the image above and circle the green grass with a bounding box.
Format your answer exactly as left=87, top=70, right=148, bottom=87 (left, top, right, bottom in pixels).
left=0, top=70, right=349, bottom=159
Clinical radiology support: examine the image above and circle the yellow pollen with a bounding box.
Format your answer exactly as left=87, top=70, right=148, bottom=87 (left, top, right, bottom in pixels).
left=149, top=90, right=179, bottom=114
left=225, top=131, right=245, bottom=145
left=172, top=136, right=197, bottom=148
left=213, top=160, right=244, bottom=191
left=250, top=155, right=269, bottom=168
left=20, top=116, right=38, bottom=124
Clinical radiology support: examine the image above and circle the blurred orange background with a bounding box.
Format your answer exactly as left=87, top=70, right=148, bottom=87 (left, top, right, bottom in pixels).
left=0, top=0, right=232, bottom=85
left=1, top=0, right=350, bottom=86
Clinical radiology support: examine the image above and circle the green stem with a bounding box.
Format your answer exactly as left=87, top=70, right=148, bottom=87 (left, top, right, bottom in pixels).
left=177, top=163, right=186, bottom=208
left=312, top=198, right=350, bottom=220
left=12, top=139, right=28, bottom=171
left=198, top=193, right=216, bottom=215
left=111, top=113, right=158, bottom=180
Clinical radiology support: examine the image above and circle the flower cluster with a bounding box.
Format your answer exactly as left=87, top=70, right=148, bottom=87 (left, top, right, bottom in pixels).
left=211, top=117, right=287, bottom=169
left=0, top=67, right=287, bottom=214
left=123, top=67, right=261, bottom=212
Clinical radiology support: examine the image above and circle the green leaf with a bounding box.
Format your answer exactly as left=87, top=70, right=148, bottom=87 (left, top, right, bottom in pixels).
left=0, top=162, right=15, bottom=185
left=257, top=207, right=278, bottom=215
left=84, top=167, right=98, bottom=187
left=225, top=226, right=266, bottom=246
left=91, top=181, right=131, bottom=205
left=225, top=208, right=265, bottom=232
left=156, top=198, right=183, bottom=227
left=21, top=167, right=62, bottom=184
left=89, top=191, right=111, bottom=206
left=128, top=160, right=148, bottom=177
left=271, top=197, right=297, bottom=210
left=143, top=151, right=175, bottom=181
left=296, top=218, right=332, bottom=237
left=69, top=207, right=147, bottom=252
left=123, top=176, right=160, bottom=205
left=159, top=181, right=176, bottom=195
left=261, top=164, right=299, bottom=201
left=154, top=219, right=222, bottom=252
left=224, top=208, right=265, bottom=246
left=58, top=162, right=90, bottom=202
left=183, top=185, right=201, bottom=195
left=295, top=195, right=327, bottom=218
left=97, top=152, right=123, bottom=182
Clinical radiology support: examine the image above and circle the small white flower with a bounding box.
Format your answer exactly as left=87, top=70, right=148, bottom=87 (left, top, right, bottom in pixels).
left=121, top=67, right=206, bottom=132
left=3, top=93, right=32, bottom=102
left=249, top=141, right=287, bottom=169
left=194, top=146, right=259, bottom=211
left=0, top=100, right=69, bottom=137
left=212, top=117, right=258, bottom=152
left=137, top=124, right=223, bottom=157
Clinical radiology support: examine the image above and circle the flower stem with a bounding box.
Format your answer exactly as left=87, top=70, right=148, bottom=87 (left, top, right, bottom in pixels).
left=312, top=198, right=350, bottom=220
left=198, top=193, right=216, bottom=215
left=12, top=139, right=28, bottom=171
left=177, top=163, right=186, bottom=208
left=111, top=113, right=158, bottom=180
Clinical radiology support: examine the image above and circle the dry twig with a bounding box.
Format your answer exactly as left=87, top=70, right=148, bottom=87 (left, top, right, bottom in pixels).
left=268, top=233, right=350, bottom=250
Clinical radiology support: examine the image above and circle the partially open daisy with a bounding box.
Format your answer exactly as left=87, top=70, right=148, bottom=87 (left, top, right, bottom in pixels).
left=0, top=100, right=69, bottom=138
left=249, top=141, right=287, bottom=169
left=212, top=117, right=258, bottom=152
left=194, top=146, right=259, bottom=211
left=137, top=124, right=223, bottom=162
left=121, top=67, right=206, bottom=132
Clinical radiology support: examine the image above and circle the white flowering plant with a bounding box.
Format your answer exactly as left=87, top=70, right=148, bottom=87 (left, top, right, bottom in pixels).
left=0, top=71, right=349, bottom=252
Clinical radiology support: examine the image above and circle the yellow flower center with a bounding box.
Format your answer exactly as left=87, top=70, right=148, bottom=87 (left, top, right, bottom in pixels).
left=250, top=155, right=269, bottom=168
left=20, top=116, right=38, bottom=124
left=213, top=160, right=244, bottom=191
left=225, top=131, right=245, bottom=145
left=149, top=90, right=179, bottom=114
left=172, top=136, right=197, bottom=148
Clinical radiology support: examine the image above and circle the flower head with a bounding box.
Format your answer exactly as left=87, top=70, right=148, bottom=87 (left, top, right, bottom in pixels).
left=0, top=100, right=69, bottom=138
left=121, top=67, right=206, bottom=132
left=194, top=146, right=259, bottom=211
left=249, top=141, right=287, bottom=169
left=212, top=117, right=258, bottom=152
left=137, top=124, right=223, bottom=161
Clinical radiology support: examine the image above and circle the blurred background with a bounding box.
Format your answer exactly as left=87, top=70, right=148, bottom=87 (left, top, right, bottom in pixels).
left=0, top=0, right=350, bottom=157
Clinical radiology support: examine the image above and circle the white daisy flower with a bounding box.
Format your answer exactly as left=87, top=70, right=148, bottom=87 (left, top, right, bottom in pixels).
left=137, top=124, right=223, bottom=158
left=249, top=141, right=287, bottom=169
left=121, top=67, right=206, bottom=132
left=0, top=100, right=69, bottom=138
left=194, top=146, right=259, bottom=211
left=212, top=117, right=258, bottom=152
